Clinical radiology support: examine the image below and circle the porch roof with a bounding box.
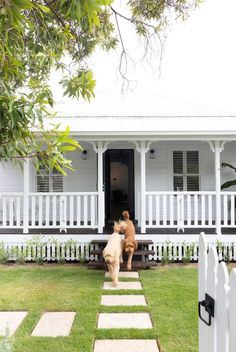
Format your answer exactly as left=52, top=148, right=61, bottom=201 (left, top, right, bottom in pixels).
left=43, top=115, right=236, bottom=140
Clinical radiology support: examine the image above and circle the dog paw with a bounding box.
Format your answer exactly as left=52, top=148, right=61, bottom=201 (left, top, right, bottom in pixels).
left=127, top=265, right=132, bottom=271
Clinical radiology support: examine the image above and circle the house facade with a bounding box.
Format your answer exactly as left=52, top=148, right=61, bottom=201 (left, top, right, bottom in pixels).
left=1, top=115, right=236, bottom=241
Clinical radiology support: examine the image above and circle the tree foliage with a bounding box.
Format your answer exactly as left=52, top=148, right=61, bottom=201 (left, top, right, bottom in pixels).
left=0, top=0, right=202, bottom=172
left=221, top=163, right=236, bottom=190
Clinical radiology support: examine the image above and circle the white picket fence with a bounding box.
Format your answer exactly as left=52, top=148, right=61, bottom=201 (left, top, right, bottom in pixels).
left=1, top=239, right=236, bottom=264
left=150, top=241, right=236, bottom=263
left=2, top=242, right=90, bottom=262
left=198, top=232, right=236, bottom=352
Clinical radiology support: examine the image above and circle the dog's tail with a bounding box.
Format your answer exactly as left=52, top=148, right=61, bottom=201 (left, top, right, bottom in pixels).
left=122, top=210, right=130, bottom=220
left=105, top=256, right=113, bottom=264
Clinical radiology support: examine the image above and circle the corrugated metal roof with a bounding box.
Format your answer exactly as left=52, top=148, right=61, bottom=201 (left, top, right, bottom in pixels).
left=54, top=115, right=236, bottom=118
left=41, top=115, right=236, bottom=139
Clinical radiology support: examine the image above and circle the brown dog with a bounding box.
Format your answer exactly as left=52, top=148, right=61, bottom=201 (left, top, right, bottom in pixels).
left=120, top=210, right=138, bottom=271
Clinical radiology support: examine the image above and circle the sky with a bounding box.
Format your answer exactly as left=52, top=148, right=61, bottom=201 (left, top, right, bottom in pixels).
left=51, top=0, right=236, bottom=116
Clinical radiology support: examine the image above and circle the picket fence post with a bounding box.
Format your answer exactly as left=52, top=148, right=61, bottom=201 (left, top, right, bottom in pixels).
left=198, top=233, right=236, bottom=352
left=198, top=233, right=207, bottom=352
left=216, top=262, right=229, bottom=352
left=229, top=269, right=236, bottom=351
left=206, top=247, right=218, bottom=352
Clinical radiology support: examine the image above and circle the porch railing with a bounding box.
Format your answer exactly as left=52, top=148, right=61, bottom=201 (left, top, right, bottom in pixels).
left=0, top=193, right=24, bottom=228
left=221, top=192, right=236, bottom=227
left=0, top=192, right=99, bottom=230
left=146, top=191, right=217, bottom=230
left=1, top=191, right=236, bottom=233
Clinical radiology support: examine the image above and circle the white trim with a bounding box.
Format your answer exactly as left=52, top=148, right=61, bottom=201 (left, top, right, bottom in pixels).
left=0, top=233, right=236, bottom=243
left=23, top=160, right=29, bottom=233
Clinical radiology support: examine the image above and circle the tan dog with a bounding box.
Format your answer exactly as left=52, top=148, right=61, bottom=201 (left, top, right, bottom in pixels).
left=120, top=211, right=138, bottom=271
left=103, top=222, right=123, bottom=286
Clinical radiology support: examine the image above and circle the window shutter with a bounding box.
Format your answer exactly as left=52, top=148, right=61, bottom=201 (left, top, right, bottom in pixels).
left=173, top=176, right=184, bottom=191
left=173, top=150, right=199, bottom=191
left=173, top=151, right=183, bottom=174
left=187, top=176, right=199, bottom=191
left=37, top=175, right=49, bottom=192
left=187, top=151, right=199, bottom=173
left=52, top=175, right=63, bottom=192
left=37, top=168, right=63, bottom=192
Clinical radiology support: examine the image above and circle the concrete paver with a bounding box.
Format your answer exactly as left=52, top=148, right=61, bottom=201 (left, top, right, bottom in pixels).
left=103, top=282, right=142, bottom=290
left=105, top=271, right=139, bottom=278
left=101, top=295, right=146, bottom=306
left=0, top=312, right=28, bottom=336
left=94, top=339, right=159, bottom=352
left=31, top=312, right=76, bottom=337
left=97, top=313, right=153, bottom=329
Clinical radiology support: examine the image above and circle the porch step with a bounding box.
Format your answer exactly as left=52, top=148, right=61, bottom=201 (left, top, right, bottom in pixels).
left=88, top=239, right=156, bottom=270
left=90, top=249, right=155, bottom=256
left=90, top=240, right=153, bottom=245
left=88, top=260, right=156, bottom=270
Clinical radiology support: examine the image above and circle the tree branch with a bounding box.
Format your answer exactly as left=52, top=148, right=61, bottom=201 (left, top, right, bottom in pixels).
left=110, top=6, right=156, bottom=30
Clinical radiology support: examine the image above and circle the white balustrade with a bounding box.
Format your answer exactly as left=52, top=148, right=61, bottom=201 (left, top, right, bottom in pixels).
left=0, top=193, right=24, bottom=228
left=28, top=192, right=98, bottom=229
left=146, top=192, right=216, bottom=229
left=221, top=192, right=236, bottom=227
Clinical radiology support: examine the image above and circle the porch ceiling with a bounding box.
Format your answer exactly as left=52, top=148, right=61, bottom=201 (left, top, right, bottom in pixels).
left=40, top=115, right=236, bottom=140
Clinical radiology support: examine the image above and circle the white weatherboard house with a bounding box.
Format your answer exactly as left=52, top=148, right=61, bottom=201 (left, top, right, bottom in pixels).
left=1, top=115, right=236, bottom=243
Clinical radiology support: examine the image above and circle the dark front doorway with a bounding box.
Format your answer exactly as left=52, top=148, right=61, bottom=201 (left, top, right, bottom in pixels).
left=104, top=149, right=134, bottom=222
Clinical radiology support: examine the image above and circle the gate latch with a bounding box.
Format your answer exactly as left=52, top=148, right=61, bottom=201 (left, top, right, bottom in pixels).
left=198, top=293, right=215, bottom=326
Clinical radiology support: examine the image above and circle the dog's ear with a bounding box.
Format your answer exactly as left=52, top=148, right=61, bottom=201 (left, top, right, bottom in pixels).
left=113, top=221, right=118, bottom=231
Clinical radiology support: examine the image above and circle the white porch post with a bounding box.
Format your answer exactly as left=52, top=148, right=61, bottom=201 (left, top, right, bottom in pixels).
left=23, top=159, right=29, bottom=233
left=214, top=141, right=222, bottom=235
left=93, top=141, right=108, bottom=233
left=140, top=141, right=146, bottom=233
left=208, top=140, right=226, bottom=235
left=134, top=141, right=149, bottom=233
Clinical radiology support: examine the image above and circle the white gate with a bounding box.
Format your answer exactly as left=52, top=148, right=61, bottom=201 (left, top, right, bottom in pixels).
left=198, top=232, right=236, bottom=352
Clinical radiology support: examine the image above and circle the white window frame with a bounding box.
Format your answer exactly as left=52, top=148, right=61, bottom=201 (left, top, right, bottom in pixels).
left=36, top=167, right=63, bottom=193
left=173, top=150, right=200, bottom=191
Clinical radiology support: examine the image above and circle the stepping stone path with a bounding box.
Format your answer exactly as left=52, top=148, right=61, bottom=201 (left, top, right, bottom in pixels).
left=101, top=295, right=146, bottom=306
left=105, top=271, right=139, bottom=278
left=94, top=339, right=159, bottom=352
left=0, top=312, right=28, bottom=336
left=31, top=312, right=76, bottom=337
left=98, top=313, right=152, bottom=329
left=95, top=271, right=159, bottom=351
left=103, top=281, right=142, bottom=290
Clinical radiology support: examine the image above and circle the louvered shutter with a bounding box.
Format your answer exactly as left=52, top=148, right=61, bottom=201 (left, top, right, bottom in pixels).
left=173, top=151, right=199, bottom=191
left=37, top=167, right=63, bottom=192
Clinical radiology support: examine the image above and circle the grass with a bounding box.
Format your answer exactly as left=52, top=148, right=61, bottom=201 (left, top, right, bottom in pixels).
left=0, top=264, right=198, bottom=352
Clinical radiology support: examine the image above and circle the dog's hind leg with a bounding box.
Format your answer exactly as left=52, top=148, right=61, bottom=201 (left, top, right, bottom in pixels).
left=127, top=250, right=134, bottom=271
left=120, top=247, right=123, bottom=264
left=112, top=258, right=120, bottom=286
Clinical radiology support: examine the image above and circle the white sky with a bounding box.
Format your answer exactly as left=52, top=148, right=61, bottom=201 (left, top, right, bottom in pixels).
left=51, top=0, right=236, bottom=116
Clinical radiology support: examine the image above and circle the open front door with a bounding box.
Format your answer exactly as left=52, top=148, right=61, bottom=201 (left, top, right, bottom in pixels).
left=104, top=149, right=134, bottom=222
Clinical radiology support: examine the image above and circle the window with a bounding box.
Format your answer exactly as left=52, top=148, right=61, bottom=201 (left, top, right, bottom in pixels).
left=37, top=167, right=63, bottom=192
left=173, top=151, right=199, bottom=191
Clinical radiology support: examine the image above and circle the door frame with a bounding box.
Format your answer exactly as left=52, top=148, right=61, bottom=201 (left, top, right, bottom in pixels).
left=104, top=149, right=135, bottom=222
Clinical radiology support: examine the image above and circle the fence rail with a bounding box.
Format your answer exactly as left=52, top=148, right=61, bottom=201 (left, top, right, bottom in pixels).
left=1, top=239, right=236, bottom=263
left=2, top=241, right=90, bottom=262
left=198, top=232, right=236, bottom=352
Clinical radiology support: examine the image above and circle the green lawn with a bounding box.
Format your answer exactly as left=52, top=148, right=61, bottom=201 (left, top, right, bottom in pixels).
left=0, top=264, right=198, bottom=352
